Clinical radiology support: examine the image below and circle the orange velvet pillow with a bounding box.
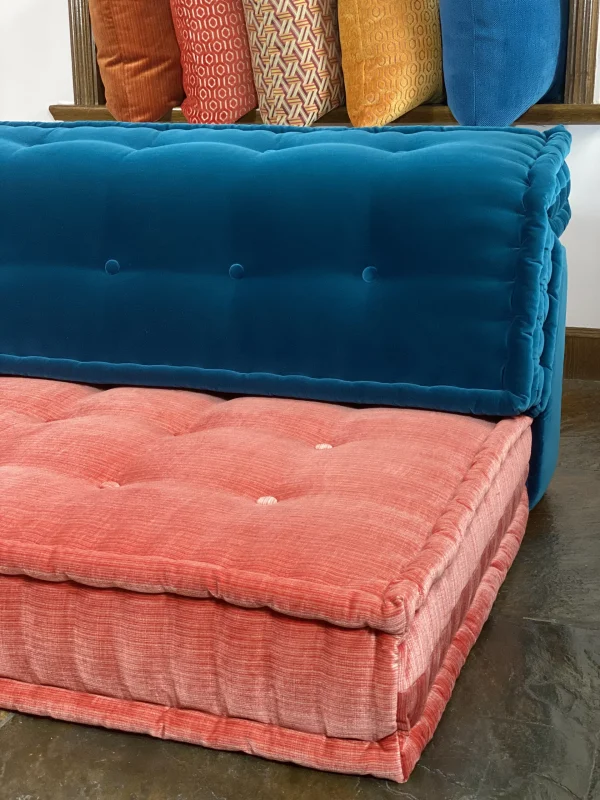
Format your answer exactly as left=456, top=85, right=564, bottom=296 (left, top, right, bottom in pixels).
left=89, top=0, right=184, bottom=122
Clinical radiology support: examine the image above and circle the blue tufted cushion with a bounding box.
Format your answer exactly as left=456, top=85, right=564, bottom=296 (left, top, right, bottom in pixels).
left=440, top=0, right=569, bottom=127
left=0, top=121, right=570, bottom=503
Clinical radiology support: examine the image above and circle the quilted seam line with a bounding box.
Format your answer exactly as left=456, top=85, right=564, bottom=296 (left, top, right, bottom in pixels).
left=537, top=239, right=566, bottom=412
left=381, top=416, right=532, bottom=638
left=0, top=677, right=406, bottom=782
left=0, top=120, right=556, bottom=138
left=0, top=354, right=524, bottom=418
left=394, top=481, right=524, bottom=733
left=0, top=423, right=529, bottom=637
left=397, top=488, right=529, bottom=780
left=504, top=125, right=571, bottom=418
left=0, top=540, right=387, bottom=627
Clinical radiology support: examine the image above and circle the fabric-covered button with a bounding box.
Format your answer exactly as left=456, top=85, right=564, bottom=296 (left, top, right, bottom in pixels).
left=315, top=443, right=333, bottom=450
left=100, top=481, right=120, bottom=489
left=257, top=496, right=277, bottom=505
left=105, top=259, right=121, bottom=275
left=362, top=266, right=378, bottom=283
left=229, top=263, right=245, bottom=280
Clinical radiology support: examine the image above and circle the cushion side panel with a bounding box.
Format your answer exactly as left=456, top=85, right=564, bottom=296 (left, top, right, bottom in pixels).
left=396, top=425, right=529, bottom=729
left=0, top=577, right=399, bottom=741
left=400, top=489, right=529, bottom=777
left=0, top=489, right=528, bottom=783
left=387, top=415, right=532, bottom=634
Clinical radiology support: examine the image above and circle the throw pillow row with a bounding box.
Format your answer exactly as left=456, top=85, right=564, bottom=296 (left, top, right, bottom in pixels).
left=89, top=0, right=568, bottom=128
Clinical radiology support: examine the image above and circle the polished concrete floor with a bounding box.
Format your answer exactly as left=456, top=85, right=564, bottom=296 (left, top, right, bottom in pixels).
left=0, top=379, right=599, bottom=800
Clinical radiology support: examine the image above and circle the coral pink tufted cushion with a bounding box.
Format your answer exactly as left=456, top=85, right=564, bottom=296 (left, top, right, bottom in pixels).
left=0, top=378, right=531, bottom=781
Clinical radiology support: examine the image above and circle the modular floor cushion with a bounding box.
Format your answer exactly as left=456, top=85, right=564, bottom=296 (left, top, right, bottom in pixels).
left=0, top=378, right=532, bottom=782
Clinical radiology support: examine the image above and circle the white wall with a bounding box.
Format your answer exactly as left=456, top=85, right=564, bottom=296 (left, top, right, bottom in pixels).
left=561, top=127, right=600, bottom=328
left=595, top=24, right=600, bottom=103
left=0, top=0, right=73, bottom=121
left=0, top=3, right=598, bottom=327
left=572, top=24, right=600, bottom=326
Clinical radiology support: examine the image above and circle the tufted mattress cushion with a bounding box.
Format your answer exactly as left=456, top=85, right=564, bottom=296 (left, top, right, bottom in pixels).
left=0, top=378, right=531, bottom=781
left=0, top=123, right=570, bottom=506
left=0, top=122, right=569, bottom=422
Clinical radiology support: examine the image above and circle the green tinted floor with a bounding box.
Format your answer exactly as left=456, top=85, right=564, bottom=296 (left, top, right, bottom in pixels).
left=1, top=380, right=599, bottom=800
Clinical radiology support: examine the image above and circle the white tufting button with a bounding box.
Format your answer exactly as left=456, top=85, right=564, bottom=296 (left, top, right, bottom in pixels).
left=100, top=481, right=120, bottom=489
left=315, top=443, right=333, bottom=450
left=257, top=496, right=278, bottom=505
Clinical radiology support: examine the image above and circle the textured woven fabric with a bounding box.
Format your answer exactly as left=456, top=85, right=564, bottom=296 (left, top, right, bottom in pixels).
left=0, top=378, right=531, bottom=780
left=339, top=0, right=443, bottom=126
left=88, top=0, right=184, bottom=122
left=170, top=0, right=257, bottom=124
left=241, top=0, right=344, bottom=125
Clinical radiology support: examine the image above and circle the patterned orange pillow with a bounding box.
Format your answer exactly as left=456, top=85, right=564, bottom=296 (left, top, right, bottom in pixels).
left=170, top=0, right=257, bottom=124
left=89, top=0, right=184, bottom=122
left=241, top=0, right=344, bottom=126
left=338, top=0, right=443, bottom=126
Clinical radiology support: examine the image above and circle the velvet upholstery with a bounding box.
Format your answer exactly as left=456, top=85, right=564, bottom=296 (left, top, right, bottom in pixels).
left=440, top=0, right=569, bottom=126
left=0, top=377, right=532, bottom=781
left=527, top=242, right=568, bottom=507
left=0, top=122, right=571, bottom=504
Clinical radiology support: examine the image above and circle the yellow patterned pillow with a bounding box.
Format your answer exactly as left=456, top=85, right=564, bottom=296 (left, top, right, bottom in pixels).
left=338, top=0, right=443, bottom=126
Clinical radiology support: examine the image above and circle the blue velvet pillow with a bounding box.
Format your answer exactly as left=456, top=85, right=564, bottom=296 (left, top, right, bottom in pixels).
left=440, top=0, right=569, bottom=126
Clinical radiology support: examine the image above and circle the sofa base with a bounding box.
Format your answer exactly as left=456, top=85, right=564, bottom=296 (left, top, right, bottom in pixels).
left=0, top=491, right=527, bottom=783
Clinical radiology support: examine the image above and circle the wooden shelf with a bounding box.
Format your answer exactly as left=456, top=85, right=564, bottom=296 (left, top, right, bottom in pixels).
left=50, top=103, right=600, bottom=126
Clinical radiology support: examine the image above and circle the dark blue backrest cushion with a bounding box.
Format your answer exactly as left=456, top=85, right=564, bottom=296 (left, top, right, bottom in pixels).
left=0, top=122, right=571, bottom=503
left=440, top=0, right=570, bottom=126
